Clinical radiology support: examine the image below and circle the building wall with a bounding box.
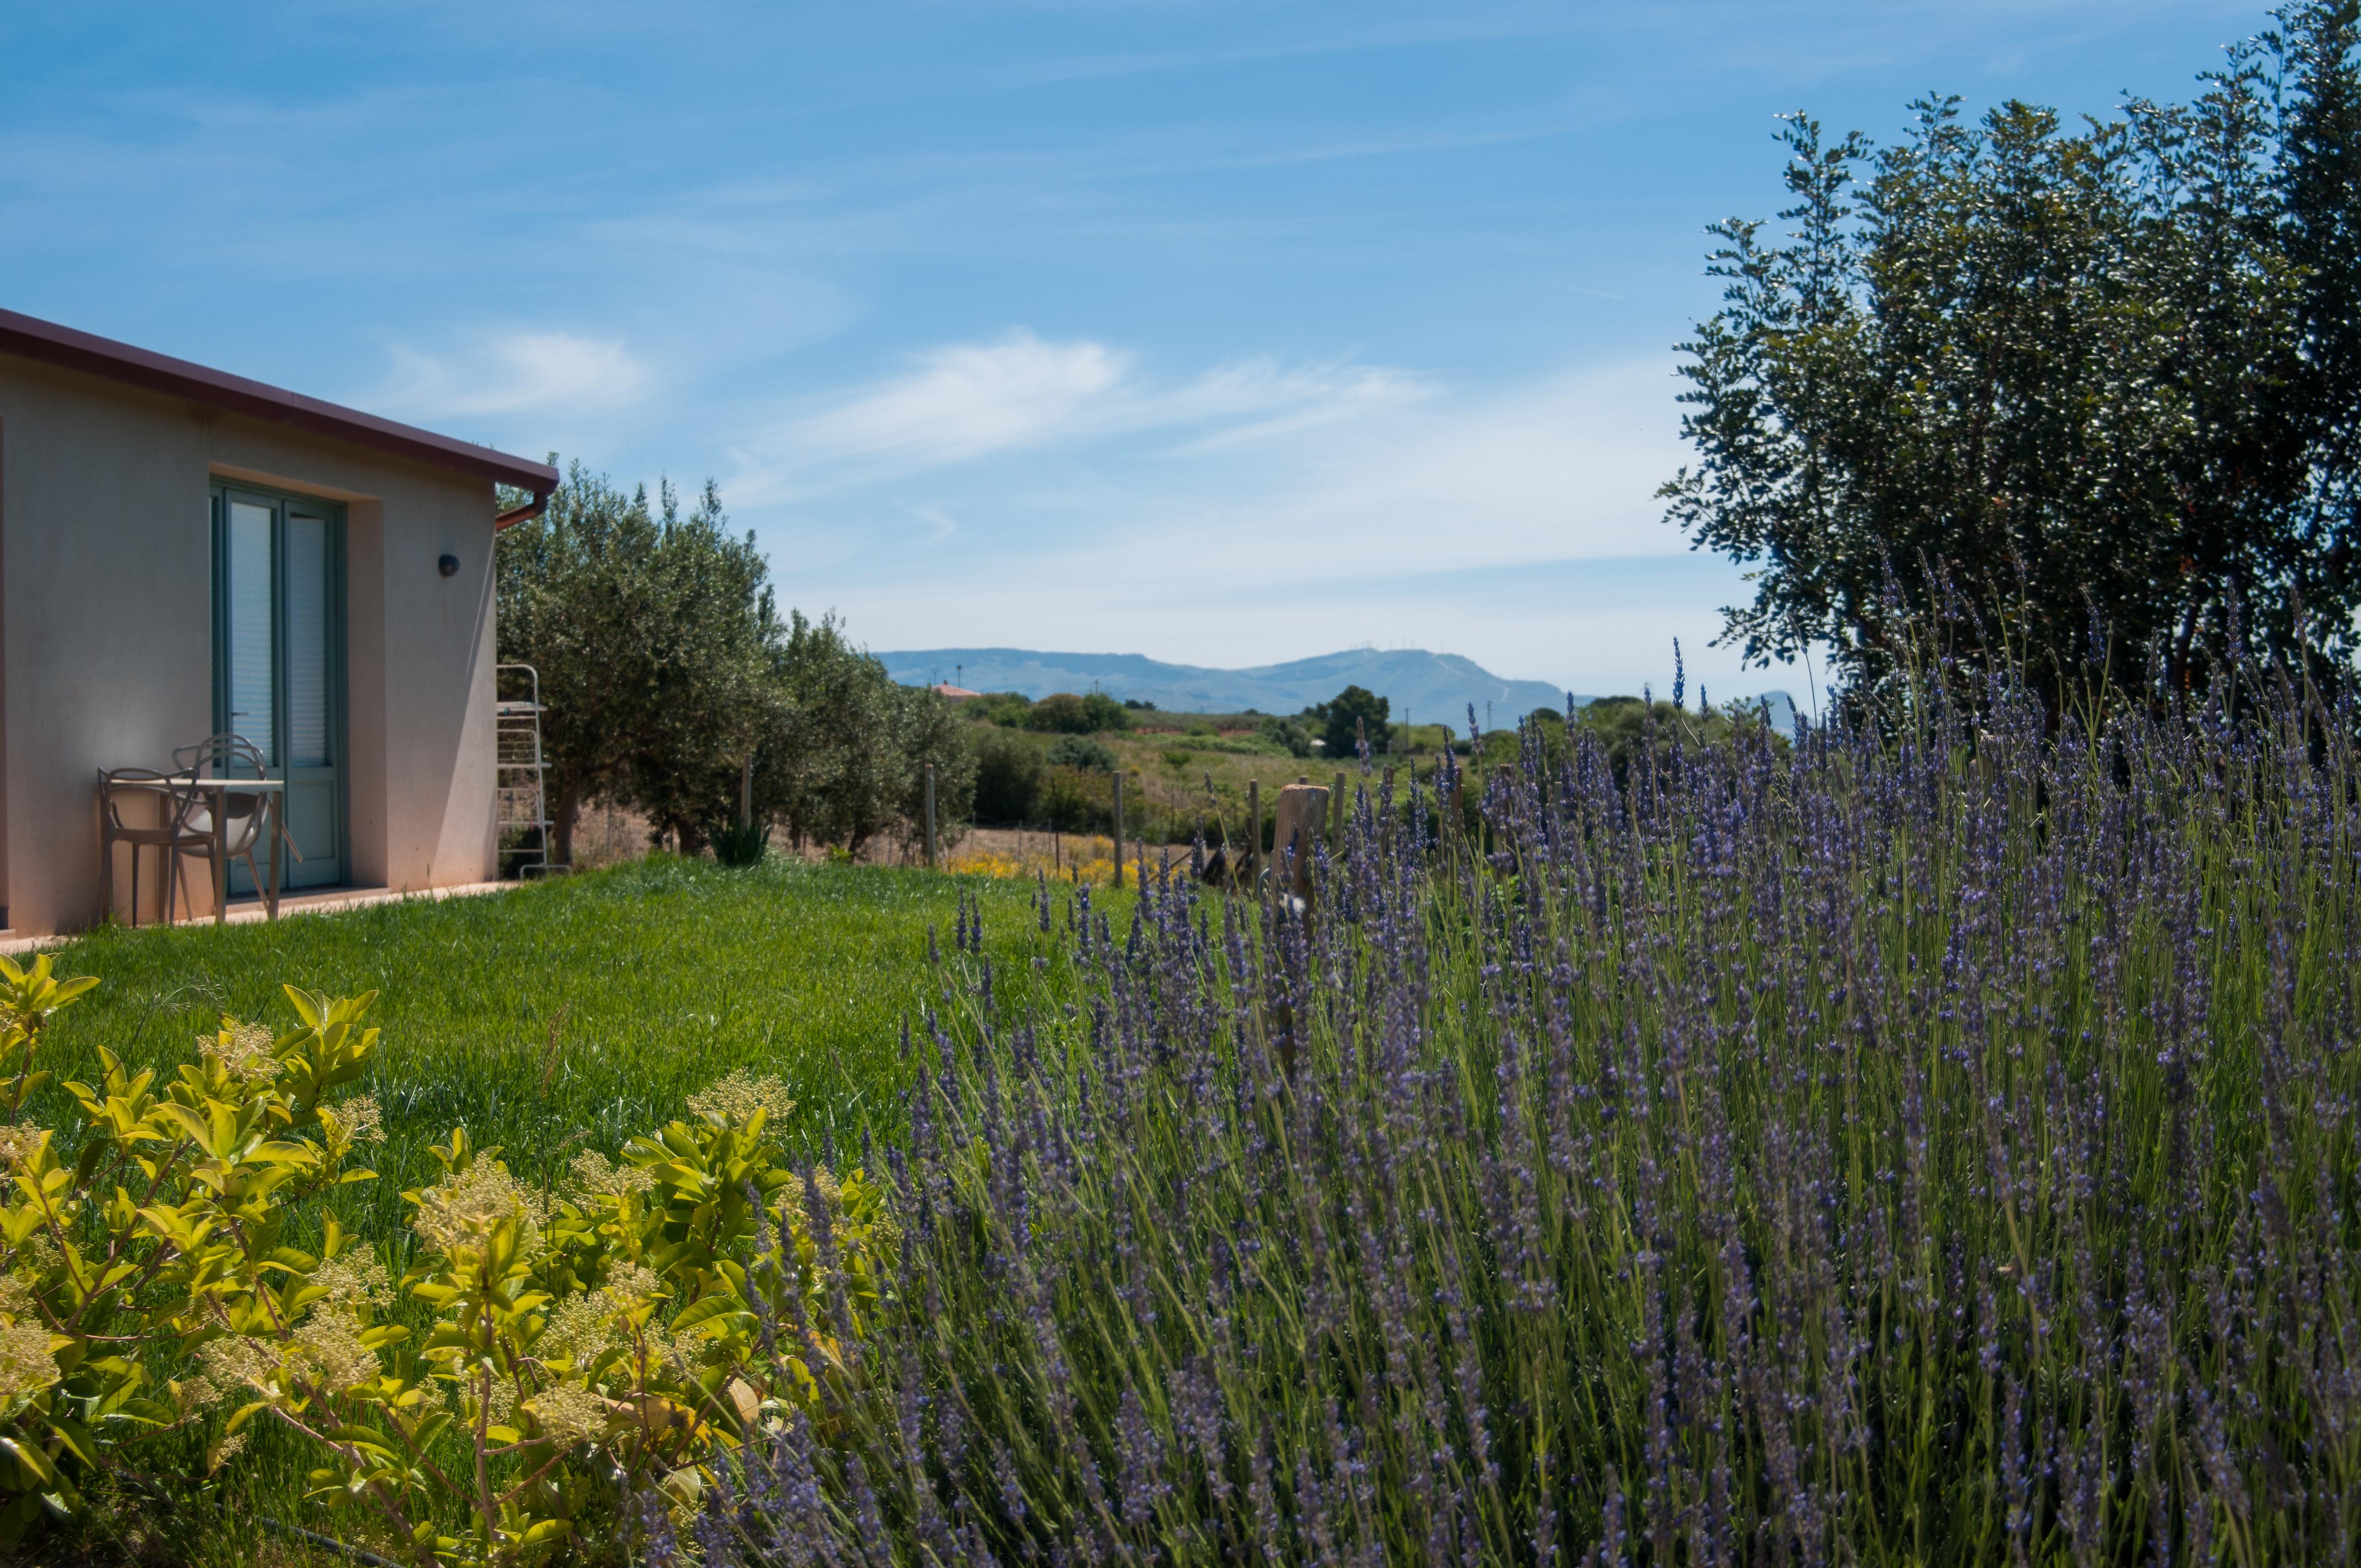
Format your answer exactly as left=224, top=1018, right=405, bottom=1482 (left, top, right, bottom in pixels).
left=0, top=355, right=500, bottom=935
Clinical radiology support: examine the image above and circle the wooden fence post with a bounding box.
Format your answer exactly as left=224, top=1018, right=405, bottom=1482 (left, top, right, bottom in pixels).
left=1274, top=783, right=1328, bottom=907
left=739, top=754, right=753, bottom=832
left=1113, top=772, right=1125, bottom=889
left=1245, top=780, right=1260, bottom=888
left=923, top=764, right=938, bottom=869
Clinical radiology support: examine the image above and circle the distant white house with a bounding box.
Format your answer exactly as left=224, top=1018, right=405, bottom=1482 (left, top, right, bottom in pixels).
left=0, top=308, right=557, bottom=936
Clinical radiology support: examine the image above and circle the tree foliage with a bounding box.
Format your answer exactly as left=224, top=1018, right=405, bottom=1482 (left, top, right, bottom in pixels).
left=496, top=466, right=772, bottom=863
left=754, top=613, right=975, bottom=857
left=889, top=674, right=980, bottom=853
left=1044, top=733, right=1117, bottom=772
left=500, top=471, right=972, bottom=863
left=1258, top=714, right=1315, bottom=758
left=1022, top=692, right=1132, bottom=734
left=1662, top=2, right=2361, bottom=699
left=971, top=729, right=1047, bottom=826
left=1309, top=685, right=1390, bottom=759
left=969, top=693, right=1036, bottom=728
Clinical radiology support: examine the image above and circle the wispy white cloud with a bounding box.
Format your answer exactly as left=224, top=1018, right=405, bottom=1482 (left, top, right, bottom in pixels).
left=1149, top=359, right=1431, bottom=452
left=909, top=504, right=961, bottom=544
left=1189, top=357, right=1685, bottom=572
left=365, top=330, right=654, bottom=420
left=729, top=330, right=1433, bottom=500
left=787, top=332, right=1131, bottom=469
left=750, top=350, right=1720, bottom=692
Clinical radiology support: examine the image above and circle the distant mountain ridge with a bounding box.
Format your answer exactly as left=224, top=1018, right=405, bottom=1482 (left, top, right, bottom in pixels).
left=878, top=646, right=1799, bottom=735
left=879, top=646, right=1575, bottom=724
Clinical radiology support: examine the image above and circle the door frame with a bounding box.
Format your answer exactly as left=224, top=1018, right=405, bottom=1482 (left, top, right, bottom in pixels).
left=209, top=482, right=348, bottom=888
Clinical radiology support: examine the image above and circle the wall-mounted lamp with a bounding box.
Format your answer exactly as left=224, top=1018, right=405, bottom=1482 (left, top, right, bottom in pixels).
left=438, top=553, right=460, bottom=578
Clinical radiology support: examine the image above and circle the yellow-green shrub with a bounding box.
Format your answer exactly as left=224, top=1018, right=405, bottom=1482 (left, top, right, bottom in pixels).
left=0, top=957, right=376, bottom=1536
left=0, top=955, right=892, bottom=1566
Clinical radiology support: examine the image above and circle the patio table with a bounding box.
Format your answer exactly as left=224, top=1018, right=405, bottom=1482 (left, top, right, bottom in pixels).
left=181, top=775, right=287, bottom=924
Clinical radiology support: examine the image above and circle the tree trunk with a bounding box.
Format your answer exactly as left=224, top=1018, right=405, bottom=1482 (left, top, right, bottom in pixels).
left=2170, top=590, right=2205, bottom=698
left=552, top=777, right=584, bottom=870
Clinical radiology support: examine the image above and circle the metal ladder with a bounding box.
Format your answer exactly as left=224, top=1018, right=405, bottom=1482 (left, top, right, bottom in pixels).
left=496, top=663, right=568, bottom=877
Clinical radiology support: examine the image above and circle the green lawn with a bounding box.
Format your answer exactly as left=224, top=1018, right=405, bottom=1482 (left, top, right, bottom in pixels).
left=41, top=856, right=1074, bottom=1239
left=20, top=856, right=1094, bottom=1566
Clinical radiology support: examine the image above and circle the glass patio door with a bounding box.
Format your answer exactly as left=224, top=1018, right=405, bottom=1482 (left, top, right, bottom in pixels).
left=213, top=486, right=345, bottom=890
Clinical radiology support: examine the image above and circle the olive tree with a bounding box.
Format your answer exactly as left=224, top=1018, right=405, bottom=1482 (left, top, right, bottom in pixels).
left=891, top=682, right=977, bottom=853
left=1662, top=2, right=2361, bottom=701
left=496, top=466, right=774, bottom=864
left=503, top=475, right=974, bottom=864
left=748, top=613, right=975, bottom=857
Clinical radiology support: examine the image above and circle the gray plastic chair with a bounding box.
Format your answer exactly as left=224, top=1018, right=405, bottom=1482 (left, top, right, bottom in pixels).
left=97, top=767, right=210, bottom=926
left=171, top=734, right=300, bottom=920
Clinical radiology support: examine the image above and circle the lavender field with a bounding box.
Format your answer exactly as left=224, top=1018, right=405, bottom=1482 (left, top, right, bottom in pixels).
left=679, top=655, right=2360, bottom=1565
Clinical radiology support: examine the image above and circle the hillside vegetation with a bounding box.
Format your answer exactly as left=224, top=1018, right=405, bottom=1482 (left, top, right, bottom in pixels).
left=956, top=689, right=1776, bottom=854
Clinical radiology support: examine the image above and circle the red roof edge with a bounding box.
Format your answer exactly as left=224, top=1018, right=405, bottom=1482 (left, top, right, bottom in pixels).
left=0, top=307, right=559, bottom=503
left=493, top=497, right=548, bottom=531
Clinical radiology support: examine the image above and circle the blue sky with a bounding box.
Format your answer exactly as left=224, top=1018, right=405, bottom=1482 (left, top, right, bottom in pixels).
left=2, top=1, right=2266, bottom=702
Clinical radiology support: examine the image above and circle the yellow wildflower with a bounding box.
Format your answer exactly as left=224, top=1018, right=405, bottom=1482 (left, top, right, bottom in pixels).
left=539, top=1294, right=618, bottom=1366
left=0, top=1124, right=45, bottom=1170
left=568, top=1150, right=656, bottom=1199
left=688, top=1070, right=795, bottom=1129
left=327, top=1094, right=384, bottom=1145
left=195, top=1334, right=284, bottom=1406
left=538, top=1262, right=664, bottom=1369
left=311, top=1250, right=393, bottom=1309
left=628, top=1320, right=697, bottom=1383
left=292, top=1308, right=378, bottom=1395
left=411, top=1161, right=547, bottom=1253
left=477, top=1375, right=519, bottom=1427
left=204, top=1020, right=280, bottom=1084
left=601, top=1262, right=663, bottom=1307
left=0, top=1319, right=58, bottom=1401
left=524, top=1381, right=607, bottom=1445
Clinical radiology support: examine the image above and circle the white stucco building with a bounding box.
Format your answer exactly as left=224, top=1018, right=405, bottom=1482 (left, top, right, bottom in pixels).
left=0, top=307, right=556, bottom=937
